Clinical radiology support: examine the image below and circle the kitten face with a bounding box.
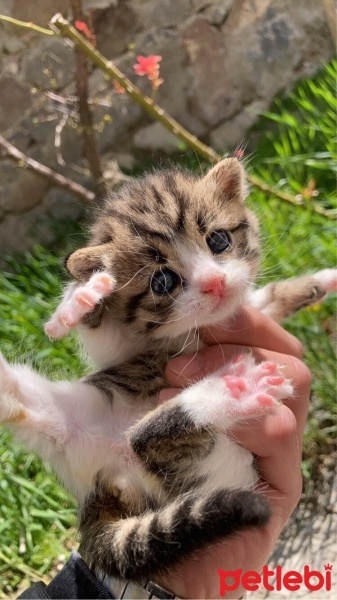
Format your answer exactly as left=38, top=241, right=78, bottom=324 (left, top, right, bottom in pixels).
left=66, top=158, right=260, bottom=338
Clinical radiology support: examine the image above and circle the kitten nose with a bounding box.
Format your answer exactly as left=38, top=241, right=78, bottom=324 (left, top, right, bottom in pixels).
left=200, top=275, right=225, bottom=297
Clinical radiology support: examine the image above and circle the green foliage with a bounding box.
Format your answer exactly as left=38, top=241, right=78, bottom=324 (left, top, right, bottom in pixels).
left=249, top=60, right=337, bottom=475
left=0, top=247, right=84, bottom=375
left=0, top=248, right=84, bottom=596
left=248, top=194, right=336, bottom=465
left=252, top=60, right=337, bottom=213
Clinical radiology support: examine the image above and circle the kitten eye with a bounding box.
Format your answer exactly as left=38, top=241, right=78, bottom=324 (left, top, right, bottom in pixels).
left=151, top=269, right=179, bottom=295
left=207, top=230, right=231, bottom=254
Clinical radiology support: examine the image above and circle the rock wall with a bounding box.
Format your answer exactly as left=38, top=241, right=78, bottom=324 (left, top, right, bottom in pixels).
left=0, top=0, right=334, bottom=254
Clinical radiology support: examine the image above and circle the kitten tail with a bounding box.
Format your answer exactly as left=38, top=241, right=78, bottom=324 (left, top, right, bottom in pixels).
left=80, top=489, right=270, bottom=581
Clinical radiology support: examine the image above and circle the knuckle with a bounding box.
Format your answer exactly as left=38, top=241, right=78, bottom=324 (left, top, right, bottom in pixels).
left=291, top=337, right=304, bottom=358
left=299, top=361, right=312, bottom=389
left=292, top=357, right=312, bottom=390
left=278, top=405, right=298, bottom=440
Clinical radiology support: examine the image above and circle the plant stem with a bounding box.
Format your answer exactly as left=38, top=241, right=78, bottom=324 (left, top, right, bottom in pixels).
left=0, top=14, right=54, bottom=36
left=0, top=550, right=49, bottom=584
left=49, top=14, right=334, bottom=219
left=50, top=14, right=220, bottom=164
left=70, top=0, right=107, bottom=198
left=0, top=134, right=95, bottom=203
left=0, top=12, right=334, bottom=218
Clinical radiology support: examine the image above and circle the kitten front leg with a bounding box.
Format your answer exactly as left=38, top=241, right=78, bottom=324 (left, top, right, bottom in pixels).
left=250, top=268, right=337, bottom=322
left=45, top=271, right=116, bottom=339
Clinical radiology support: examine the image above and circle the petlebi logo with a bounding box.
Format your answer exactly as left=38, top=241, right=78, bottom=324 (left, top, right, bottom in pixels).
left=218, top=563, right=333, bottom=596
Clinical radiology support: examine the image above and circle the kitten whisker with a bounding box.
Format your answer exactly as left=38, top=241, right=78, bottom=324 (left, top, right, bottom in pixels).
left=115, top=262, right=153, bottom=292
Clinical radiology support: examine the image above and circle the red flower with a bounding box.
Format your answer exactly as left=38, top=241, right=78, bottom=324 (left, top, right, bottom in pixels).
left=133, top=55, right=162, bottom=80
left=74, top=20, right=96, bottom=44
left=113, top=81, right=126, bottom=95
left=234, top=148, right=245, bottom=159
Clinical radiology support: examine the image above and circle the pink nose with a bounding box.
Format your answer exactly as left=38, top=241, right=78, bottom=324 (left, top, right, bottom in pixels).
left=200, top=275, right=225, bottom=297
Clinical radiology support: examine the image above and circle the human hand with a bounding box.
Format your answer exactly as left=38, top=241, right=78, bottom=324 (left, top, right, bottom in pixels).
left=157, top=307, right=311, bottom=599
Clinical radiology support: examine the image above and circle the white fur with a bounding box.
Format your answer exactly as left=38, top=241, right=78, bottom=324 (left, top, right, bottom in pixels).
left=153, top=243, right=255, bottom=339
left=77, top=316, right=148, bottom=369
left=248, top=286, right=271, bottom=310
left=312, top=268, right=337, bottom=292
left=0, top=357, right=154, bottom=502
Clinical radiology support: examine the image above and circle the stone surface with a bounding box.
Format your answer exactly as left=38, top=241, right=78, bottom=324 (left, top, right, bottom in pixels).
left=182, top=17, right=237, bottom=127
left=0, top=0, right=334, bottom=254
left=136, top=0, right=192, bottom=29
left=210, top=100, right=268, bottom=151
left=42, top=188, right=84, bottom=222
left=21, top=39, right=75, bottom=90
left=204, top=0, right=234, bottom=26
left=92, top=1, right=141, bottom=59
left=12, top=0, right=69, bottom=26
left=133, top=122, right=181, bottom=153
left=0, top=161, right=49, bottom=214
left=0, top=76, right=32, bottom=130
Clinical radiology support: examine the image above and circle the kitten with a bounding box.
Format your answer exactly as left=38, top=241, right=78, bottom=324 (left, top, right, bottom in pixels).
left=0, top=158, right=336, bottom=584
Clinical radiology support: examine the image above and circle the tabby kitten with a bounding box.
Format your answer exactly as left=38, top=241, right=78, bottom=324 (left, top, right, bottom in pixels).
left=0, top=158, right=336, bottom=584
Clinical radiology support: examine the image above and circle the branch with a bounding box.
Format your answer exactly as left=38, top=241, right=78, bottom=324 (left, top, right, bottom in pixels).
left=0, top=12, right=334, bottom=219
left=0, top=14, right=54, bottom=36
left=49, top=14, right=220, bottom=164
left=70, top=0, right=107, bottom=198
left=0, top=134, right=95, bottom=203
left=0, top=550, right=49, bottom=585
left=49, top=14, right=335, bottom=220
left=323, top=0, right=337, bottom=50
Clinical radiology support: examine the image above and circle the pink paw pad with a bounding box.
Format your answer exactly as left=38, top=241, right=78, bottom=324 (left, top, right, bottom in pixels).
left=223, top=375, right=247, bottom=399
left=59, top=313, right=77, bottom=328
left=266, top=376, right=285, bottom=386
left=75, top=291, right=98, bottom=309
left=260, top=362, right=278, bottom=374
left=226, top=354, right=249, bottom=377
left=233, top=354, right=245, bottom=364
left=315, top=269, right=337, bottom=293
left=326, top=275, right=337, bottom=292
left=91, top=273, right=115, bottom=295
left=255, top=393, right=276, bottom=408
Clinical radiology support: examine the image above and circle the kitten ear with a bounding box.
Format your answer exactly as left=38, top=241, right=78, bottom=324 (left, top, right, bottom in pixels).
left=65, top=244, right=108, bottom=281
left=203, top=157, right=247, bottom=203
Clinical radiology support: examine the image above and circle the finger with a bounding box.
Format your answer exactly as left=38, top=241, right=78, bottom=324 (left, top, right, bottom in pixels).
left=234, top=405, right=303, bottom=531
left=157, top=388, right=180, bottom=403
left=232, top=405, right=301, bottom=487
left=165, top=348, right=310, bottom=436
left=200, top=306, right=303, bottom=358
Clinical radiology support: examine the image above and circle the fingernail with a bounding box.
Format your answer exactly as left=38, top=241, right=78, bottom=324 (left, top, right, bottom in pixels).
left=168, top=354, right=203, bottom=378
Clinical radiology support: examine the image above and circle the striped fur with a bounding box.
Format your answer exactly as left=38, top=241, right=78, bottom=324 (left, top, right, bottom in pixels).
left=80, top=488, right=270, bottom=580
left=1, top=158, right=336, bottom=585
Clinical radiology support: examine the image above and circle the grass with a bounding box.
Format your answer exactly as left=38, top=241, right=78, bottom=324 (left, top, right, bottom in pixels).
left=250, top=60, right=337, bottom=215
left=0, top=63, right=336, bottom=595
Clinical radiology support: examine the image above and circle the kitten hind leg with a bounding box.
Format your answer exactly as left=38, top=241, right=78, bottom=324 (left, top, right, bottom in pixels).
left=45, top=271, right=116, bottom=339
left=0, top=351, right=109, bottom=498
left=0, top=351, right=72, bottom=449
left=250, top=268, right=337, bottom=322
left=0, top=354, right=27, bottom=424
left=129, top=355, right=292, bottom=489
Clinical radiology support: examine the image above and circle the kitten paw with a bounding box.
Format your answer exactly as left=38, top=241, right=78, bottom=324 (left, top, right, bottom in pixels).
left=181, top=356, right=293, bottom=429
left=312, top=268, right=337, bottom=294
left=45, top=272, right=116, bottom=339
left=0, top=353, right=26, bottom=423
left=220, top=360, right=292, bottom=419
